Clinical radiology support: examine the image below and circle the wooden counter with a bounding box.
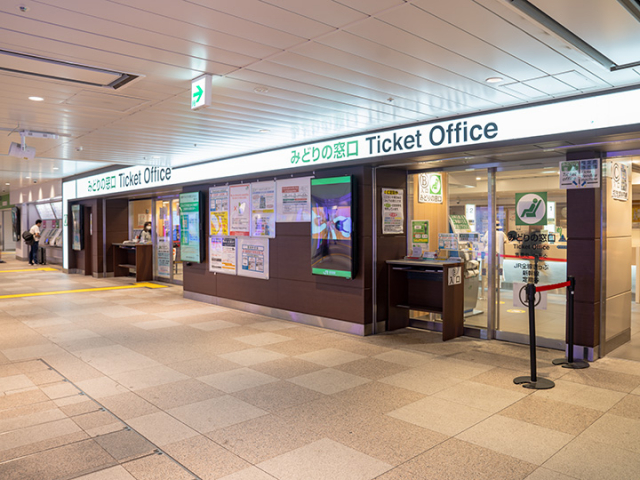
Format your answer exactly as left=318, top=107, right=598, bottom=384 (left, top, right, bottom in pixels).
left=112, top=243, right=152, bottom=282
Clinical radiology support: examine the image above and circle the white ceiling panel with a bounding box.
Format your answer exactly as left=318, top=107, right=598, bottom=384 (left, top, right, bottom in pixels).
left=530, top=0, right=640, bottom=66
left=0, top=0, right=638, bottom=191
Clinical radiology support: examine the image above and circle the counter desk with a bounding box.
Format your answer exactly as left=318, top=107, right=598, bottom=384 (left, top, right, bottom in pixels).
left=112, top=243, right=152, bottom=282
left=387, top=259, right=465, bottom=341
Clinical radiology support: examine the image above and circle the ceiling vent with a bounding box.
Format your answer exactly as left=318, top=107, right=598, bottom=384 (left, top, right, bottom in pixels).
left=0, top=49, right=140, bottom=89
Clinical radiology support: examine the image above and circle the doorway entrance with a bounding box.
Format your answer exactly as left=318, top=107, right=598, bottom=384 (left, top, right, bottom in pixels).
left=154, top=196, right=183, bottom=284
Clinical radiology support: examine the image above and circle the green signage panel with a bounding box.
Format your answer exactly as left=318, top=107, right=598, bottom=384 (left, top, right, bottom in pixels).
left=516, top=192, right=547, bottom=226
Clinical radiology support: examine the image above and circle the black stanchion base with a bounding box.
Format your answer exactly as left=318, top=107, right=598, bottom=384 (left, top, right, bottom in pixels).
left=513, top=376, right=555, bottom=389
left=552, top=358, right=590, bottom=369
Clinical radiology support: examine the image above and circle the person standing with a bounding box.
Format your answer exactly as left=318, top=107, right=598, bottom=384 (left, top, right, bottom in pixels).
left=29, top=219, right=42, bottom=265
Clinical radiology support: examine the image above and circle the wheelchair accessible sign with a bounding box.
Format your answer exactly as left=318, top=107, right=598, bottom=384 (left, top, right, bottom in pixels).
left=516, top=192, right=547, bottom=226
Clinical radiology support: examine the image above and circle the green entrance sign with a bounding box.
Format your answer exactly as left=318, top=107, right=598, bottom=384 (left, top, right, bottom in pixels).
left=516, top=192, right=547, bottom=226
left=192, top=85, right=203, bottom=104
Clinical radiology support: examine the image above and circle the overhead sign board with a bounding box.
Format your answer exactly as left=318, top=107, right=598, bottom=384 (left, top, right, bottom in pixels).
left=559, top=159, right=600, bottom=189
left=191, top=74, right=212, bottom=110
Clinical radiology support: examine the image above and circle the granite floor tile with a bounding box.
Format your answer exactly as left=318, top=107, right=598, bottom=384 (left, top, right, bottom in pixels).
left=250, top=357, right=325, bottom=379
left=457, top=415, right=574, bottom=465
left=257, top=438, right=392, bottom=480
left=0, top=417, right=82, bottom=452
left=208, top=414, right=323, bottom=464
left=72, top=409, right=122, bottom=432
left=74, top=465, right=137, bottom=480
left=190, top=319, right=239, bottom=331
left=543, top=436, right=640, bottom=480
left=218, top=467, right=279, bottom=480
left=76, top=376, right=130, bottom=399
left=168, top=356, right=242, bottom=377
left=387, top=395, right=491, bottom=436
left=135, top=378, right=224, bottom=410
left=379, top=367, right=464, bottom=395
left=561, top=367, right=640, bottom=393
left=97, top=392, right=160, bottom=420
left=247, top=320, right=299, bottom=331
left=0, top=439, right=116, bottom=480
left=332, top=357, right=411, bottom=380
left=232, top=380, right=324, bottom=412
left=0, top=373, right=36, bottom=393
left=402, top=438, right=536, bottom=480
left=533, top=379, right=627, bottom=411
left=372, top=349, right=436, bottom=367
left=499, top=395, right=603, bottom=435
left=198, top=368, right=279, bottom=393
left=608, top=393, right=640, bottom=420
left=294, top=348, right=366, bottom=367
left=579, top=413, right=640, bottom=453
left=93, top=429, right=156, bottom=462
left=127, top=411, right=199, bottom=446
left=330, top=382, right=426, bottom=415
left=74, top=345, right=160, bottom=376
left=235, top=332, right=293, bottom=346
left=163, top=435, right=251, bottom=480
left=469, top=367, right=538, bottom=394
left=0, top=407, right=66, bottom=433
left=111, top=365, right=190, bottom=391
left=219, top=348, right=288, bottom=367
left=433, top=380, right=527, bottom=413
left=132, top=319, right=182, bottom=330
left=168, top=395, right=267, bottom=432
left=288, top=368, right=370, bottom=395
left=122, top=453, right=194, bottom=480
left=525, top=467, right=581, bottom=479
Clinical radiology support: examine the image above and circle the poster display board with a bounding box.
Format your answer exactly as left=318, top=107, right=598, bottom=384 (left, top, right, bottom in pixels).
left=559, top=159, right=600, bottom=189
left=237, top=237, right=269, bottom=279
left=276, top=177, right=311, bottom=222
left=251, top=181, right=276, bottom=238
left=310, top=176, right=355, bottom=279
left=611, top=161, right=629, bottom=202
left=382, top=188, right=404, bottom=234
left=411, top=220, right=429, bottom=252
left=210, top=236, right=237, bottom=275
left=157, top=238, right=171, bottom=278
left=209, top=186, right=229, bottom=236
left=449, top=214, right=472, bottom=233
left=179, top=192, right=203, bottom=263
left=229, top=184, right=251, bottom=236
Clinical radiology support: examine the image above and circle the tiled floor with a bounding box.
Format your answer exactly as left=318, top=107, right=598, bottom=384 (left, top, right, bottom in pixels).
left=2, top=260, right=640, bottom=479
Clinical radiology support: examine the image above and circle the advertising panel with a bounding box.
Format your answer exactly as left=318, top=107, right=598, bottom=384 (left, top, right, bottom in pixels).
left=276, top=177, right=311, bottom=222
left=209, top=186, right=229, bottom=236
left=179, top=192, right=203, bottom=263
left=251, top=181, right=276, bottom=238
left=237, top=237, right=269, bottom=279
left=310, top=176, right=355, bottom=279
left=210, top=236, right=237, bottom=275
left=229, top=184, right=251, bottom=236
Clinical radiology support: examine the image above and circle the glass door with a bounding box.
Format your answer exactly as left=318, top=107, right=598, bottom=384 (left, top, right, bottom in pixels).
left=155, top=199, right=172, bottom=282
left=171, top=198, right=183, bottom=283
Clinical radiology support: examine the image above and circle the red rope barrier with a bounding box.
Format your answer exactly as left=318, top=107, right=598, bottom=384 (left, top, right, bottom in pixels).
left=535, top=281, right=571, bottom=292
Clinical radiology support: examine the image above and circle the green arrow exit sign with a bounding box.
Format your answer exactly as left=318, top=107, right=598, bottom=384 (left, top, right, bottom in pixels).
left=191, top=74, right=212, bottom=110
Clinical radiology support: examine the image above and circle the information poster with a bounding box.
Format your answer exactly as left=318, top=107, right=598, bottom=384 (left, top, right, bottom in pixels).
left=157, top=238, right=171, bottom=278
left=277, top=177, right=311, bottom=222
left=251, top=181, right=276, bottom=238
left=180, top=192, right=203, bottom=262
left=237, top=237, right=269, bottom=279
left=559, top=159, right=600, bottom=189
left=411, top=220, right=429, bottom=252
left=210, top=236, right=237, bottom=275
left=209, top=186, right=229, bottom=236
left=418, top=173, right=443, bottom=203
left=71, top=204, right=83, bottom=251
left=611, top=161, right=629, bottom=202
left=382, top=188, right=404, bottom=234
left=439, top=233, right=459, bottom=251
left=449, top=214, right=472, bottom=233
left=229, top=184, right=251, bottom=236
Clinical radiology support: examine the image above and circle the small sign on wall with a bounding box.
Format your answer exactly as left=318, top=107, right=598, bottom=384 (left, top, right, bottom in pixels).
left=418, top=173, right=443, bottom=203
left=611, top=161, right=629, bottom=202
left=448, top=266, right=462, bottom=286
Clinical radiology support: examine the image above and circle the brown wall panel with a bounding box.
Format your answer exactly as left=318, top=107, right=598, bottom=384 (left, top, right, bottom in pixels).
left=217, top=275, right=280, bottom=309
left=567, top=238, right=600, bottom=304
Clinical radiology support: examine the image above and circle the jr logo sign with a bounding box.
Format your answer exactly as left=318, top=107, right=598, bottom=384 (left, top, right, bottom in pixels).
left=516, top=192, right=547, bottom=226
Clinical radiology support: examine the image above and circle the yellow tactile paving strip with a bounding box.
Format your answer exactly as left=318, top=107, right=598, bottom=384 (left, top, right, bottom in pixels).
left=0, top=282, right=167, bottom=300
left=0, top=267, right=59, bottom=273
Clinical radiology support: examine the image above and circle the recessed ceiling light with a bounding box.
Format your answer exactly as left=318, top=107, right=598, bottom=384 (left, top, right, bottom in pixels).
left=476, top=177, right=481, bottom=180
left=254, top=87, right=269, bottom=94
left=53, top=167, right=59, bottom=170
left=5, top=183, right=9, bottom=186
left=259, top=129, right=270, bottom=133
left=486, top=77, right=503, bottom=83
left=28, top=96, right=44, bottom=101
left=152, top=156, right=160, bottom=159
left=542, top=170, right=557, bottom=174
left=25, top=176, right=31, bottom=179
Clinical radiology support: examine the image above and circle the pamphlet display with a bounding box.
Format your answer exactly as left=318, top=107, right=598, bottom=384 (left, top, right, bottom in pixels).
left=179, top=192, right=203, bottom=263
left=209, top=186, right=229, bottom=236
left=210, top=236, right=237, bottom=275
left=237, top=237, right=269, bottom=279
left=276, top=177, right=311, bottom=222
left=251, top=181, right=276, bottom=238
left=310, top=176, right=355, bottom=279
left=229, top=184, right=251, bottom=236
left=382, top=188, right=404, bottom=234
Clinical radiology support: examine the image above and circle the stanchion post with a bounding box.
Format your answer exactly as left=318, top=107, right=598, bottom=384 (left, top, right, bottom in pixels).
left=553, top=276, right=589, bottom=369
left=514, top=283, right=555, bottom=389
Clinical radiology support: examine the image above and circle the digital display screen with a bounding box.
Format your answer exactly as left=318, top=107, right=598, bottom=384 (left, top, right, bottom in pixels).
left=310, top=176, right=355, bottom=279
left=36, top=203, right=55, bottom=220
left=179, top=192, right=203, bottom=262
left=51, top=202, right=63, bottom=219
